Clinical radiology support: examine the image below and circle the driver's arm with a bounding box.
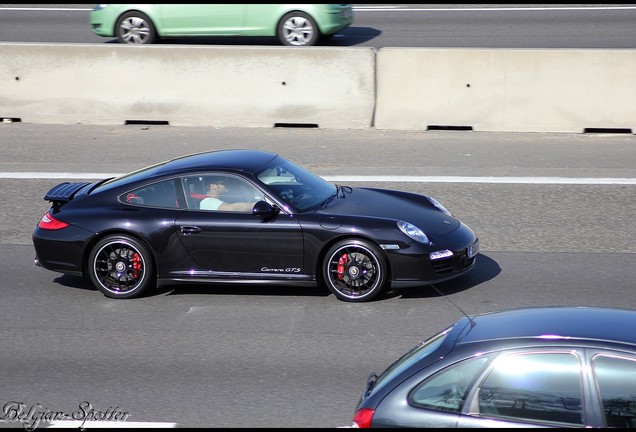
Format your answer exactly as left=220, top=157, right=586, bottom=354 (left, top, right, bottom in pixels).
left=218, top=201, right=256, bottom=212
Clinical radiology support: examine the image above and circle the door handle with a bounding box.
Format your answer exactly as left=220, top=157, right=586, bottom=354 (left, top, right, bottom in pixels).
left=180, top=226, right=202, bottom=234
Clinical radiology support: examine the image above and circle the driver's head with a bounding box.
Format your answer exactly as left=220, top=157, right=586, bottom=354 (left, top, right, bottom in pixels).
left=207, top=178, right=228, bottom=194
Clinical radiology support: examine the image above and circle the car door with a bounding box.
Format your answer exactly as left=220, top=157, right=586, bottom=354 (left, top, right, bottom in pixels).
left=175, top=174, right=304, bottom=275
left=155, top=4, right=247, bottom=36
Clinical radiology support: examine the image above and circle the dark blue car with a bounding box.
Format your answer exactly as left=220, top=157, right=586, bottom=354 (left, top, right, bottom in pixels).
left=351, top=306, right=636, bottom=427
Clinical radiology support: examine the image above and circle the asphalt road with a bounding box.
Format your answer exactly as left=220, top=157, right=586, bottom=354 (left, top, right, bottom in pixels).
left=1, top=124, right=635, bottom=428
left=1, top=4, right=635, bottom=428
left=1, top=4, right=635, bottom=48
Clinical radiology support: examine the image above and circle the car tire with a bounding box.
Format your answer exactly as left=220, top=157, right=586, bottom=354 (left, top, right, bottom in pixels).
left=277, top=12, right=320, bottom=46
left=115, top=11, right=157, bottom=44
left=88, top=235, right=155, bottom=299
left=322, top=239, right=388, bottom=302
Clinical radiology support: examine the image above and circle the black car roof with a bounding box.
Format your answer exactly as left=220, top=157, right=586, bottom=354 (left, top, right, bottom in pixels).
left=156, top=149, right=279, bottom=176
left=457, top=306, right=636, bottom=346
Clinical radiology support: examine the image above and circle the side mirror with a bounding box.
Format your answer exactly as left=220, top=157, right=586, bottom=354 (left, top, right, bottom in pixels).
left=252, top=200, right=279, bottom=218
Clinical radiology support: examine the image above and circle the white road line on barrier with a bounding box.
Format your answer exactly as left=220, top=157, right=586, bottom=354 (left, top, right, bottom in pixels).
left=2, top=172, right=636, bottom=185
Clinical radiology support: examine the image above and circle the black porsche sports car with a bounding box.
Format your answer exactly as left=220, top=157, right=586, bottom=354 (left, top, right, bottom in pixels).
left=33, top=149, right=479, bottom=302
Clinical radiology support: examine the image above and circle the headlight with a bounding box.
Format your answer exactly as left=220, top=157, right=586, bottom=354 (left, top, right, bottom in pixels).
left=427, top=197, right=451, bottom=215
left=397, top=221, right=430, bottom=244
left=94, top=4, right=109, bottom=11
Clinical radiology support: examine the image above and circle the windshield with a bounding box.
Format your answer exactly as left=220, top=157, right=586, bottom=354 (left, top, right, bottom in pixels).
left=368, top=325, right=453, bottom=397
left=255, top=156, right=337, bottom=212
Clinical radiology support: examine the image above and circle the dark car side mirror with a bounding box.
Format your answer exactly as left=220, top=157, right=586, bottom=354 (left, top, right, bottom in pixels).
left=252, top=200, right=280, bottom=219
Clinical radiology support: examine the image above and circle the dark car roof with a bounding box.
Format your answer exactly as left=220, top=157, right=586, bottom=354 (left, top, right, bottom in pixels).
left=457, top=306, right=636, bottom=346
left=156, top=149, right=279, bottom=176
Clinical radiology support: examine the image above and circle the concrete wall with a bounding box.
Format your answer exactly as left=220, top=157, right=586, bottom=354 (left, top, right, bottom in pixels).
left=374, top=48, right=636, bottom=133
left=1, top=43, right=635, bottom=133
left=0, top=43, right=375, bottom=129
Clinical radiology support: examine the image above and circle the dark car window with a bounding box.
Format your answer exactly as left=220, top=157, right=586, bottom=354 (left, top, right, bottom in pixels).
left=119, top=178, right=182, bottom=209
left=477, top=352, right=584, bottom=426
left=592, top=354, right=636, bottom=428
left=410, top=355, right=492, bottom=412
left=181, top=174, right=265, bottom=211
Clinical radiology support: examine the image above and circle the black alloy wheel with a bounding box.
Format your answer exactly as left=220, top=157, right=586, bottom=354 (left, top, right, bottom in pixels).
left=323, top=239, right=387, bottom=302
left=88, top=235, right=154, bottom=299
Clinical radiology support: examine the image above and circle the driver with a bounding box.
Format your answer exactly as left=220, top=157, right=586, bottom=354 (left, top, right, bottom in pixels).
left=200, top=178, right=256, bottom=211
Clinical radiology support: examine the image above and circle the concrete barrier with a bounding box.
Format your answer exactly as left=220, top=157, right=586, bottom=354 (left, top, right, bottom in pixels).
left=0, top=43, right=375, bottom=129
left=374, top=48, right=636, bottom=133
left=2, top=43, right=635, bottom=133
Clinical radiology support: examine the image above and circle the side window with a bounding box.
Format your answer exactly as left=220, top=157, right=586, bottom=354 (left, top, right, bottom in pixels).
left=223, top=176, right=264, bottom=203
left=410, top=355, right=491, bottom=413
left=120, top=179, right=182, bottom=209
left=592, top=354, right=636, bottom=428
left=183, top=174, right=264, bottom=212
left=182, top=175, right=208, bottom=209
left=477, top=352, right=583, bottom=426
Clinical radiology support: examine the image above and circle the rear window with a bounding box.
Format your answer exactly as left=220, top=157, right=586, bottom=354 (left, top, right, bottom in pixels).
left=92, top=160, right=167, bottom=194
left=119, top=178, right=182, bottom=209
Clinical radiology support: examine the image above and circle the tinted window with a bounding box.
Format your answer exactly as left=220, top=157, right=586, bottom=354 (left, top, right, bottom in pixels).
left=592, top=354, right=636, bottom=428
left=182, top=174, right=265, bottom=211
left=478, top=352, right=583, bottom=426
left=410, top=355, right=492, bottom=412
left=120, top=179, right=181, bottom=209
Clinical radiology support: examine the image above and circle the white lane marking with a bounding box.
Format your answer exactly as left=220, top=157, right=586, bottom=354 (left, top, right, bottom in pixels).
left=1, top=172, right=123, bottom=179
left=46, top=420, right=176, bottom=428
left=324, top=176, right=636, bottom=185
left=0, top=8, right=93, bottom=11
left=3, top=6, right=635, bottom=12
left=2, top=172, right=636, bottom=185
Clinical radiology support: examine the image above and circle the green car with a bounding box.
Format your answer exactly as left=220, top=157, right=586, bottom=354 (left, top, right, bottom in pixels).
left=90, top=4, right=353, bottom=46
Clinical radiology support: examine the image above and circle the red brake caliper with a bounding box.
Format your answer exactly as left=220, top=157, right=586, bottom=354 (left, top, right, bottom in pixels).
left=337, top=253, right=348, bottom=280
left=131, top=252, right=142, bottom=279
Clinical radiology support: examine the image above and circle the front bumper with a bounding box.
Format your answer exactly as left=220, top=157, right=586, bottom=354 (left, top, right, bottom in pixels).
left=386, top=223, right=479, bottom=287
left=89, top=8, right=116, bottom=37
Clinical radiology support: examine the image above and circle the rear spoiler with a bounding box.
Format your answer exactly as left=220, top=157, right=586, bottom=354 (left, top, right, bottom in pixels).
left=43, top=182, right=91, bottom=203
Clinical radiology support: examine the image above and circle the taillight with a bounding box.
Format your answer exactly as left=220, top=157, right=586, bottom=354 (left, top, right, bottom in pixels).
left=37, top=212, right=70, bottom=230
left=352, top=408, right=375, bottom=428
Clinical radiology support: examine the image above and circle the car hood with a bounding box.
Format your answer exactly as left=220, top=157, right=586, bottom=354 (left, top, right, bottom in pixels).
left=318, top=187, right=461, bottom=235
